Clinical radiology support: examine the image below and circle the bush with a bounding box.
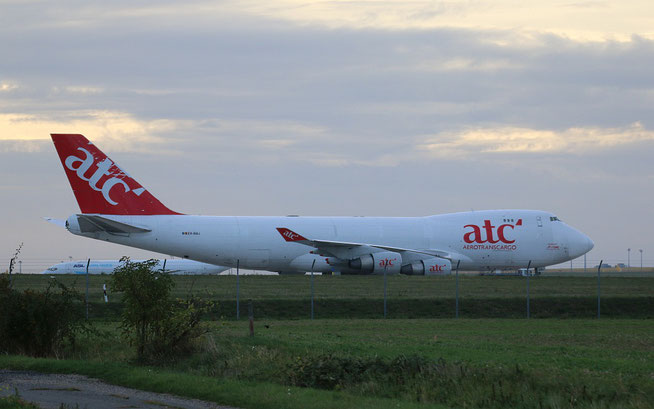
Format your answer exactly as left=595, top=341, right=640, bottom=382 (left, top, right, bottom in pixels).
left=111, top=258, right=205, bottom=362
left=0, top=394, right=41, bottom=409
left=0, top=276, right=87, bottom=357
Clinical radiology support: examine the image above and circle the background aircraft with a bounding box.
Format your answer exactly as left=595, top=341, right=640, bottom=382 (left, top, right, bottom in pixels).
left=41, top=259, right=229, bottom=275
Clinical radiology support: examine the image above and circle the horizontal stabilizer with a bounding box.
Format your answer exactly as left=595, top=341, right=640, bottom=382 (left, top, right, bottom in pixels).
left=43, top=217, right=66, bottom=228
left=77, top=214, right=151, bottom=234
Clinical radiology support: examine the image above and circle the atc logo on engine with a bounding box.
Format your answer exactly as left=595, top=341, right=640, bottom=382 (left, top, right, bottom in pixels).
left=378, top=258, right=396, bottom=268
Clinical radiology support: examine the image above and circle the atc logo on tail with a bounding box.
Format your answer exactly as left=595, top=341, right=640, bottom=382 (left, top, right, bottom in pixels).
left=51, top=134, right=179, bottom=215
left=64, top=147, right=144, bottom=205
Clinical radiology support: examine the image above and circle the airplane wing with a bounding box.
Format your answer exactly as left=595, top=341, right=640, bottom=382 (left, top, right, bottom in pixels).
left=276, top=227, right=453, bottom=261
left=76, top=214, right=152, bottom=234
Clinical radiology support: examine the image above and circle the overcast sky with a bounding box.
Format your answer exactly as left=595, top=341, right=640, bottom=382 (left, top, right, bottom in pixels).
left=1, top=0, right=653, bottom=272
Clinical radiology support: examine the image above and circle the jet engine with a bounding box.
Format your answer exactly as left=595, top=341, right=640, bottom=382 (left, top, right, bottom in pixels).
left=348, top=251, right=402, bottom=274
left=400, top=258, right=452, bottom=276
left=65, top=214, right=81, bottom=234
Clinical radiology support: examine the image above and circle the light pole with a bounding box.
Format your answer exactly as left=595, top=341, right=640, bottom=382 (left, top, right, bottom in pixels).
left=628, top=248, right=631, bottom=268
left=640, top=249, right=643, bottom=270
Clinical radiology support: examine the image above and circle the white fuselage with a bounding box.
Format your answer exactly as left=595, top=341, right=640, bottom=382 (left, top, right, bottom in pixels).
left=65, top=209, right=593, bottom=274
left=41, top=259, right=228, bottom=275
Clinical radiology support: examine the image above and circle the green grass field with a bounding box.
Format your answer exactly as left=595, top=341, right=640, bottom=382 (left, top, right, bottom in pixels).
left=10, top=274, right=654, bottom=299
left=3, top=274, right=653, bottom=408
left=8, top=274, right=654, bottom=319
left=2, top=318, right=652, bottom=408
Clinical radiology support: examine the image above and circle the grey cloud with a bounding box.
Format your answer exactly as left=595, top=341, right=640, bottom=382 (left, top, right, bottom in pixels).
left=1, top=3, right=653, bottom=266
left=3, top=24, right=653, bottom=130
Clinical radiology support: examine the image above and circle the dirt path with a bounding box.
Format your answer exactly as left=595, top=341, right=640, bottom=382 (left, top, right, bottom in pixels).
left=0, top=370, right=238, bottom=409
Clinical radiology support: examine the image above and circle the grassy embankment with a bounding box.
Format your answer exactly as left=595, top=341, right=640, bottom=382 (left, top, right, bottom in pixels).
left=2, top=319, right=653, bottom=409
left=3, top=275, right=653, bottom=408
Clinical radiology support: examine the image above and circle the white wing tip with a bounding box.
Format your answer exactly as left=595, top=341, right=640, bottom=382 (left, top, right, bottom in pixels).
left=44, top=217, right=66, bottom=227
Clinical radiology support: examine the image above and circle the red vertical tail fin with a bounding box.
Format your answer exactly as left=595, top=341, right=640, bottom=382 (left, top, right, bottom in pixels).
left=51, top=134, right=180, bottom=215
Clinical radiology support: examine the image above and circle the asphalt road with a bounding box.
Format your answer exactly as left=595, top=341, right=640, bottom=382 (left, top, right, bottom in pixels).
left=0, top=370, right=236, bottom=409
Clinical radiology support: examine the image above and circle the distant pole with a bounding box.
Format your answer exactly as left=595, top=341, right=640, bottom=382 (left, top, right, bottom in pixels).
left=162, top=259, right=167, bottom=273
left=570, top=259, right=573, bottom=272
left=640, top=249, right=643, bottom=270
left=584, top=254, right=587, bottom=273
left=526, top=260, right=532, bottom=319
left=455, top=260, right=461, bottom=319
left=628, top=248, right=631, bottom=268
left=310, top=259, right=316, bottom=320
left=383, top=268, right=388, bottom=319
left=236, top=259, right=240, bottom=320
left=85, top=258, right=90, bottom=320
left=597, top=259, right=603, bottom=319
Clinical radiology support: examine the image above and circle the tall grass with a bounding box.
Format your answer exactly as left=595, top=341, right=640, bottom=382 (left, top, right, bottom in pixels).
left=51, top=319, right=651, bottom=409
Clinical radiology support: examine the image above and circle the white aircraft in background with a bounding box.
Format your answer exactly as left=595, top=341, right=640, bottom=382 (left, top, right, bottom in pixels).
left=47, top=134, right=593, bottom=275
left=41, top=259, right=229, bottom=275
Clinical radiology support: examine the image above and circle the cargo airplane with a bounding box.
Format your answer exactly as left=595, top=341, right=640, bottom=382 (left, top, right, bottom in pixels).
left=48, top=134, right=594, bottom=275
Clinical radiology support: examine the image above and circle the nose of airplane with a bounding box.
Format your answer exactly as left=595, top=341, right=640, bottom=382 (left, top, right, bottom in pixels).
left=567, top=227, right=594, bottom=259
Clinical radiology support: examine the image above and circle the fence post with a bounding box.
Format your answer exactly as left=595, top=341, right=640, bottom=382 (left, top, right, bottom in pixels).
left=248, top=299, right=254, bottom=336
left=383, top=268, right=388, bottom=319
left=85, top=258, right=90, bottom=320
left=597, top=259, right=603, bottom=319
left=526, top=260, right=532, bottom=319
left=455, top=260, right=461, bottom=319
left=310, top=259, right=315, bottom=320
left=236, top=259, right=240, bottom=320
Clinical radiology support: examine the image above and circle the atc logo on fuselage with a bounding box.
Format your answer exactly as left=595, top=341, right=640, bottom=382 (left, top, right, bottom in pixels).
left=462, top=219, right=521, bottom=251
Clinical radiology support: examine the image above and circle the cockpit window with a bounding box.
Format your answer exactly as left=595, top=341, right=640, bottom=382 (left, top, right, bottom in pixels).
left=550, top=216, right=561, bottom=222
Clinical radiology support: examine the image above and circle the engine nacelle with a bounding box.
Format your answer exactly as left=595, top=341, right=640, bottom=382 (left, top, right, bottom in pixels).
left=401, top=258, right=452, bottom=276
left=348, top=251, right=402, bottom=274
left=65, top=214, right=81, bottom=235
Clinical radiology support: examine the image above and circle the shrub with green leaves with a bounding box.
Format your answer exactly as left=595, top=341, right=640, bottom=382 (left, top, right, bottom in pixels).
left=111, top=258, right=205, bottom=362
left=0, top=276, right=87, bottom=357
